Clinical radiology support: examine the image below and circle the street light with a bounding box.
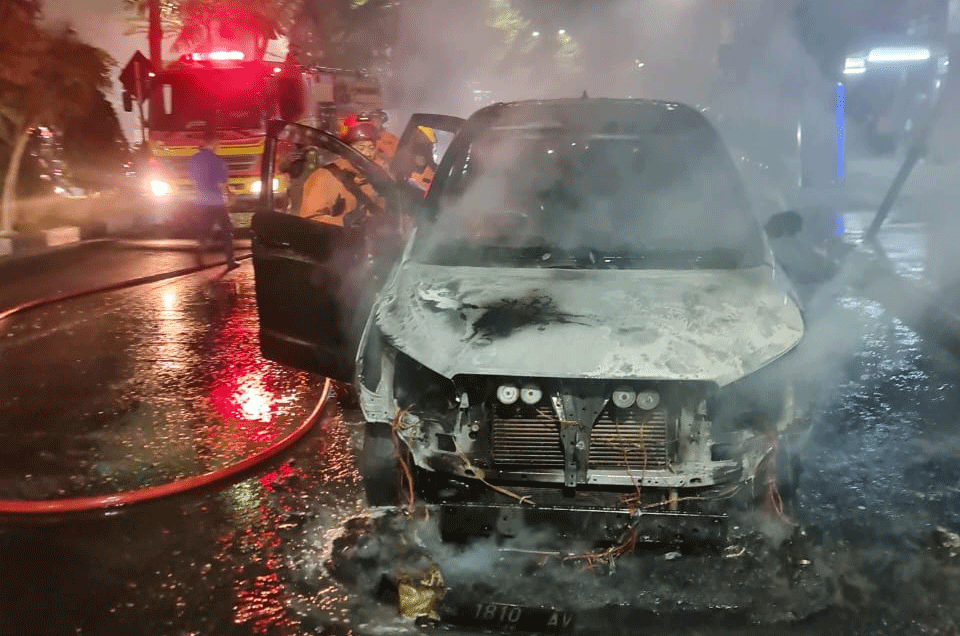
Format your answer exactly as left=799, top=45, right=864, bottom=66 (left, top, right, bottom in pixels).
left=558, top=28, right=566, bottom=35
left=532, top=30, right=540, bottom=37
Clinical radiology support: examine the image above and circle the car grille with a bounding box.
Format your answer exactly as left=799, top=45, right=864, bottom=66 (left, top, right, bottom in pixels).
left=491, top=412, right=565, bottom=467
left=491, top=406, right=671, bottom=470
left=223, top=154, right=259, bottom=172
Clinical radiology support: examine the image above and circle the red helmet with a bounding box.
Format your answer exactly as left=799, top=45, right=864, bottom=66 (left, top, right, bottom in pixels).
left=340, top=114, right=359, bottom=132
left=341, top=122, right=379, bottom=144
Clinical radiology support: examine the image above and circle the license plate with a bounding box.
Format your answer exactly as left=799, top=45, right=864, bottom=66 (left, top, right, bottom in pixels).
left=445, top=602, right=576, bottom=634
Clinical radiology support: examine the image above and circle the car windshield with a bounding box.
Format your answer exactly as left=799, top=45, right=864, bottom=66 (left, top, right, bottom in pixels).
left=414, top=114, right=764, bottom=269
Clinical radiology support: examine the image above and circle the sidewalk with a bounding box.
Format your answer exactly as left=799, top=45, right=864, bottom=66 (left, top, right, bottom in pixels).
left=0, top=184, right=254, bottom=279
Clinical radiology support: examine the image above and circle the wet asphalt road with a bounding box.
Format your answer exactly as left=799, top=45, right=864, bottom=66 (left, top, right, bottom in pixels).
left=1, top=232, right=960, bottom=635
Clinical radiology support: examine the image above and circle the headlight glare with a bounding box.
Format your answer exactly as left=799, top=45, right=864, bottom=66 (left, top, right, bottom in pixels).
left=150, top=179, right=171, bottom=196
left=843, top=56, right=866, bottom=74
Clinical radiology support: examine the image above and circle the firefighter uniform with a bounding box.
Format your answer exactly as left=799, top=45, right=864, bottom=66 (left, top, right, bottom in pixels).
left=298, top=157, right=385, bottom=227
left=281, top=146, right=323, bottom=214
left=406, top=164, right=435, bottom=193
left=396, top=127, right=438, bottom=193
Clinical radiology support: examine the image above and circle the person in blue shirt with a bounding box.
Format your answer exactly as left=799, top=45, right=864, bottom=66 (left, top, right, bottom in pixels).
left=189, top=131, right=237, bottom=269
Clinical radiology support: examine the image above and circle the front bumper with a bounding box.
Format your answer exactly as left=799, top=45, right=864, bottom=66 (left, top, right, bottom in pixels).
left=439, top=502, right=728, bottom=545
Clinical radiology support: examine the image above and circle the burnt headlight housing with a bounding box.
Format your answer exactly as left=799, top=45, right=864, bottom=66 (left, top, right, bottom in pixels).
left=611, top=386, right=637, bottom=409
left=496, top=383, right=520, bottom=405
left=520, top=383, right=543, bottom=405
left=393, top=351, right=457, bottom=411
left=712, top=351, right=798, bottom=434
left=636, top=389, right=660, bottom=410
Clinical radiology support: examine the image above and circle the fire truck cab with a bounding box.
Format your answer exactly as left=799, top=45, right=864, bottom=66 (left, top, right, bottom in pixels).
left=138, top=51, right=383, bottom=232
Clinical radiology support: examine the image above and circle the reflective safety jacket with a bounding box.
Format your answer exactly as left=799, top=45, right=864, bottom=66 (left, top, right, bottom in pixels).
left=405, top=164, right=436, bottom=193
left=298, top=157, right=385, bottom=227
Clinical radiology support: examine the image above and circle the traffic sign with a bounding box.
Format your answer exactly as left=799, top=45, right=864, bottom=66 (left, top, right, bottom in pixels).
left=120, top=51, right=154, bottom=103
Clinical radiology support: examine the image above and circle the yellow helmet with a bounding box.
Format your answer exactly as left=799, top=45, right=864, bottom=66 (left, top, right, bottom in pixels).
left=416, top=126, right=437, bottom=144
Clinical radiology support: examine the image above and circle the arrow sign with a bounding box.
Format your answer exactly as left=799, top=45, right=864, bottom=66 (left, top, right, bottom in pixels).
left=120, top=51, right=154, bottom=103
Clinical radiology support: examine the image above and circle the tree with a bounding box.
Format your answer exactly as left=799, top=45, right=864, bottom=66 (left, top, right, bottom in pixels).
left=125, top=0, right=283, bottom=62
left=173, top=0, right=280, bottom=60
left=0, top=0, right=43, bottom=149
left=124, top=0, right=401, bottom=68
left=0, top=27, right=113, bottom=233
left=61, top=91, right=129, bottom=187
left=122, top=0, right=180, bottom=43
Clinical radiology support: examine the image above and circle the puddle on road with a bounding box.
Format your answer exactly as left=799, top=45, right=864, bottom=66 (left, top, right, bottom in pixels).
left=0, top=267, right=325, bottom=500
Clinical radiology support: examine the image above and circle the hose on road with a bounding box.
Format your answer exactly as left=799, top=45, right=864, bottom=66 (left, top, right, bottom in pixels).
left=0, top=253, right=334, bottom=515
left=0, top=253, right=252, bottom=323
left=0, top=378, right=331, bottom=514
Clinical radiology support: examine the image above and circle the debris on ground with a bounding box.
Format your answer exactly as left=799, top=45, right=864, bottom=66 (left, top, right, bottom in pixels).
left=397, top=558, right=445, bottom=621
left=326, top=509, right=833, bottom=626
left=930, top=526, right=960, bottom=560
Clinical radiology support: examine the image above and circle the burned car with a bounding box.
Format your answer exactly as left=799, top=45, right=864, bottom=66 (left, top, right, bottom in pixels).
left=252, top=99, right=809, bottom=545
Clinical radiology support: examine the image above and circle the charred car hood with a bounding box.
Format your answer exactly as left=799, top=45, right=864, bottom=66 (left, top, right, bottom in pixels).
left=374, top=263, right=804, bottom=387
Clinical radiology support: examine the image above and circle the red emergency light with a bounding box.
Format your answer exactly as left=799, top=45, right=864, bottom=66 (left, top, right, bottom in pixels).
left=188, top=50, right=245, bottom=62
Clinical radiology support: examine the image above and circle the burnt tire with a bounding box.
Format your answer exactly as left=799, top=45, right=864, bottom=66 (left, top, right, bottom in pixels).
left=360, top=422, right=403, bottom=507
left=775, top=439, right=801, bottom=515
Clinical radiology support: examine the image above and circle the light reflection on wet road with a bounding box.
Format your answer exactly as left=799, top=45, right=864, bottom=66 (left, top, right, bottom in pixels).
left=0, top=232, right=959, bottom=635
left=0, top=262, right=324, bottom=499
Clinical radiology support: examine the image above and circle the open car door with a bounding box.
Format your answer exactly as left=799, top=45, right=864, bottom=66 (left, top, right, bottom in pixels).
left=251, top=120, right=401, bottom=381
left=251, top=114, right=463, bottom=382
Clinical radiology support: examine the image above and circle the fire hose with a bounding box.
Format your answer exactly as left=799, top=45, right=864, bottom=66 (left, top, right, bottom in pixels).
left=0, top=254, right=333, bottom=514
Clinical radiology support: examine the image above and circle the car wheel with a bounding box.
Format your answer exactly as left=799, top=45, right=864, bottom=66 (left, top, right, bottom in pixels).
left=360, top=421, right=404, bottom=507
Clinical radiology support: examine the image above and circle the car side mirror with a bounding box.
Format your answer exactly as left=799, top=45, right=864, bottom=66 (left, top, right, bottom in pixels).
left=765, top=210, right=803, bottom=239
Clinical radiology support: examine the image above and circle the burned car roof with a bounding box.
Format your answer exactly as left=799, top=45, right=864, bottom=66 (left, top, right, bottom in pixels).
left=470, top=98, right=711, bottom=134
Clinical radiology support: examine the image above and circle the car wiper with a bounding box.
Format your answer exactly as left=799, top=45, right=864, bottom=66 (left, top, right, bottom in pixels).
left=591, top=248, right=746, bottom=269
left=533, top=248, right=600, bottom=269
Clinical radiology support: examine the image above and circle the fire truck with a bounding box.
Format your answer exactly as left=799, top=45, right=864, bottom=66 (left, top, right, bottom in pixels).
left=135, top=50, right=383, bottom=229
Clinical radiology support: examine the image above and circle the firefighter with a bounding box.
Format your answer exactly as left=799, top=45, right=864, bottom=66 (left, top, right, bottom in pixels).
left=298, top=121, right=385, bottom=228
left=396, top=126, right=437, bottom=193
left=371, top=110, right=399, bottom=165
left=341, top=111, right=398, bottom=167
left=280, top=145, right=323, bottom=214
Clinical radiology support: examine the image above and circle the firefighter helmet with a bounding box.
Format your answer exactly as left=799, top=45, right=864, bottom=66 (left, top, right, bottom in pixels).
left=339, top=114, right=359, bottom=136
left=341, top=122, right=379, bottom=144
left=416, top=126, right=437, bottom=144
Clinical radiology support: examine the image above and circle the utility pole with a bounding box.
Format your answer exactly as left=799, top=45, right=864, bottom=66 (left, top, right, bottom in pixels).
left=134, top=60, right=147, bottom=145
left=148, top=0, right=162, bottom=71
left=147, top=0, right=161, bottom=150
